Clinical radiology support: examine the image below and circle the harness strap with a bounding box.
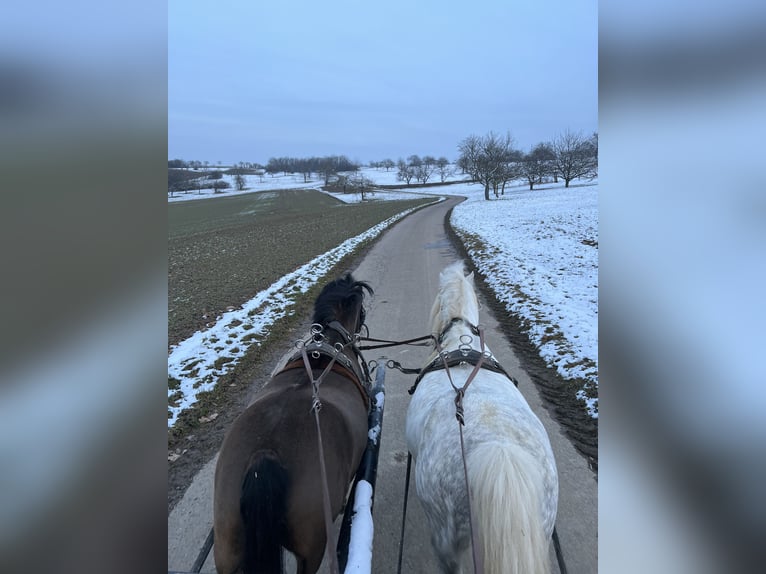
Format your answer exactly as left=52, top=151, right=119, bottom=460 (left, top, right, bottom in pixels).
left=408, top=350, right=517, bottom=395
left=312, top=405, right=340, bottom=574
left=190, top=527, right=214, bottom=573
left=299, top=343, right=346, bottom=574
left=362, top=317, right=483, bottom=353
left=434, top=327, right=486, bottom=574
left=385, top=359, right=422, bottom=376
left=327, top=320, right=354, bottom=345
left=358, top=333, right=435, bottom=351
left=396, top=452, right=413, bottom=574
left=553, top=526, right=568, bottom=574
left=280, top=358, right=370, bottom=410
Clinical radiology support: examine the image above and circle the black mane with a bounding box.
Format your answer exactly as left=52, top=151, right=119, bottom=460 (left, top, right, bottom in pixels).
left=312, top=273, right=373, bottom=330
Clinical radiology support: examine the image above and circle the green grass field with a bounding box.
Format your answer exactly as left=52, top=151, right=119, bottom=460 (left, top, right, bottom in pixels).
left=168, top=189, right=432, bottom=347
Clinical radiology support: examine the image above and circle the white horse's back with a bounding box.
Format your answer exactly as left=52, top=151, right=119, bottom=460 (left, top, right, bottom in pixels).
left=406, top=262, right=558, bottom=574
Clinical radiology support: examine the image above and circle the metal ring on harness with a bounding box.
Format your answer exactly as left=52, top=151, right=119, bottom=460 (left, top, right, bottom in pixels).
left=311, top=323, right=325, bottom=344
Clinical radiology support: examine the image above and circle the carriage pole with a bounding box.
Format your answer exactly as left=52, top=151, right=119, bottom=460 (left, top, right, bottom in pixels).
left=337, top=364, right=386, bottom=572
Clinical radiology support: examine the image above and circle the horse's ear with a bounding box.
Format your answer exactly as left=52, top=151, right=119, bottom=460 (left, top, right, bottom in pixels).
left=466, top=271, right=474, bottom=282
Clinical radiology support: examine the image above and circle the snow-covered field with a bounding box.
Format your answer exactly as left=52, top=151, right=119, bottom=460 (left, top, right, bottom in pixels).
left=168, top=172, right=323, bottom=203
left=167, top=166, right=466, bottom=204
left=168, top=165, right=598, bottom=422
left=449, top=180, right=599, bottom=417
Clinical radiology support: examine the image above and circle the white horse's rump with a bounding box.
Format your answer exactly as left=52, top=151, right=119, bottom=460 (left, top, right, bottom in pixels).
left=406, top=262, right=558, bottom=574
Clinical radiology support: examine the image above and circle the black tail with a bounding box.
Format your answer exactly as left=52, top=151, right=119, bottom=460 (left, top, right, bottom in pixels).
left=240, top=455, right=289, bottom=574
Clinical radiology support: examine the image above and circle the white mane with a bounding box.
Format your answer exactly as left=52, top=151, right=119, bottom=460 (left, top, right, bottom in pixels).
left=429, top=261, right=480, bottom=336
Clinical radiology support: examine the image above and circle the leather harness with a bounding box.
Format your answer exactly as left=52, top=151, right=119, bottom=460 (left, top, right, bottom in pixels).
left=281, top=352, right=371, bottom=410
left=408, top=317, right=518, bottom=394
left=410, top=348, right=518, bottom=394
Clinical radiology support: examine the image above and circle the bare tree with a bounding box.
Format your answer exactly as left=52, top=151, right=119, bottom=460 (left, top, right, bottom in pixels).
left=348, top=173, right=375, bottom=201
left=457, top=134, right=484, bottom=186
left=213, top=180, right=230, bottom=193
left=294, top=158, right=312, bottom=183
left=587, top=132, right=598, bottom=178
left=435, top=157, right=451, bottom=182
left=458, top=131, right=519, bottom=200
left=396, top=158, right=415, bottom=184
left=497, top=147, right=524, bottom=196
left=521, top=143, right=556, bottom=190
left=407, top=155, right=422, bottom=168
left=414, top=163, right=436, bottom=184
left=317, top=157, right=338, bottom=186
left=231, top=162, right=247, bottom=191
left=552, top=129, right=598, bottom=187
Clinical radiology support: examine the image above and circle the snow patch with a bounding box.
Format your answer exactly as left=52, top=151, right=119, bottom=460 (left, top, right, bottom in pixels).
left=344, top=480, right=374, bottom=574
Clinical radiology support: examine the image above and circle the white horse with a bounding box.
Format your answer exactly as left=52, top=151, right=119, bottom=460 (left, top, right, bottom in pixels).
left=405, top=262, right=559, bottom=574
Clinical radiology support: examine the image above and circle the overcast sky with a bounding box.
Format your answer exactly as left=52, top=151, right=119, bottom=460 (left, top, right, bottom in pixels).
left=169, top=0, right=596, bottom=165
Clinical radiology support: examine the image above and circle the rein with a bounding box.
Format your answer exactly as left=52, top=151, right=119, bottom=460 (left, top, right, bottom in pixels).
left=397, top=319, right=489, bottom=574
left=358, top=333, right=435, bottom=351
left=293, top=322, right=370, bottom=574
left=435, top=323, right=488, bottom=574
left=366, top=317, right=517, bottom=393
left=359, top=317, right=476, bottom=352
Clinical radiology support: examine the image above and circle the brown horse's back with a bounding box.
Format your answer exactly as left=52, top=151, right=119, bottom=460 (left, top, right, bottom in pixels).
left=214, top=370, right=368, bottom=574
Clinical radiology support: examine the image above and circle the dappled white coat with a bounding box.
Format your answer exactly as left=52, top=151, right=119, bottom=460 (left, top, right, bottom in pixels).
left=406, top=262, right=558, bottom=574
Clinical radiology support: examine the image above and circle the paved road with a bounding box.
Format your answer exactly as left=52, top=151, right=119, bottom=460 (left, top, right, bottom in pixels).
left=168, top=196, right=597, bottom=573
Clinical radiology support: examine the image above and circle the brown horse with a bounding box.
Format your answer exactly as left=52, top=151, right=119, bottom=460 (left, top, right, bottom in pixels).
left=213, top=273, right=373, bottom=574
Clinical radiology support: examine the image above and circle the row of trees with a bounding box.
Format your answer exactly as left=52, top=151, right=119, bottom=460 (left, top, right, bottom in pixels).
left=458, top=130, right=597, bottom=200
left=168, top=159, right=264, bottom=171
left=265, top=155, right=358, bottom=185
left=168, top=173, right=231, bottom=196
left=396, top=155, right=452, bottom=185
left=170, top=129, right=596, bottom=199
left=168, top=163, right=249, bottom=193
left=368, top=159, right=396, bottom=171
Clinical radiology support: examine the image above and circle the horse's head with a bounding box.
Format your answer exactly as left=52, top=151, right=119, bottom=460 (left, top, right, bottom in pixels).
left=429, top=261, right=480, bottom=337
left=312, top=272, right=373, bottom=341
